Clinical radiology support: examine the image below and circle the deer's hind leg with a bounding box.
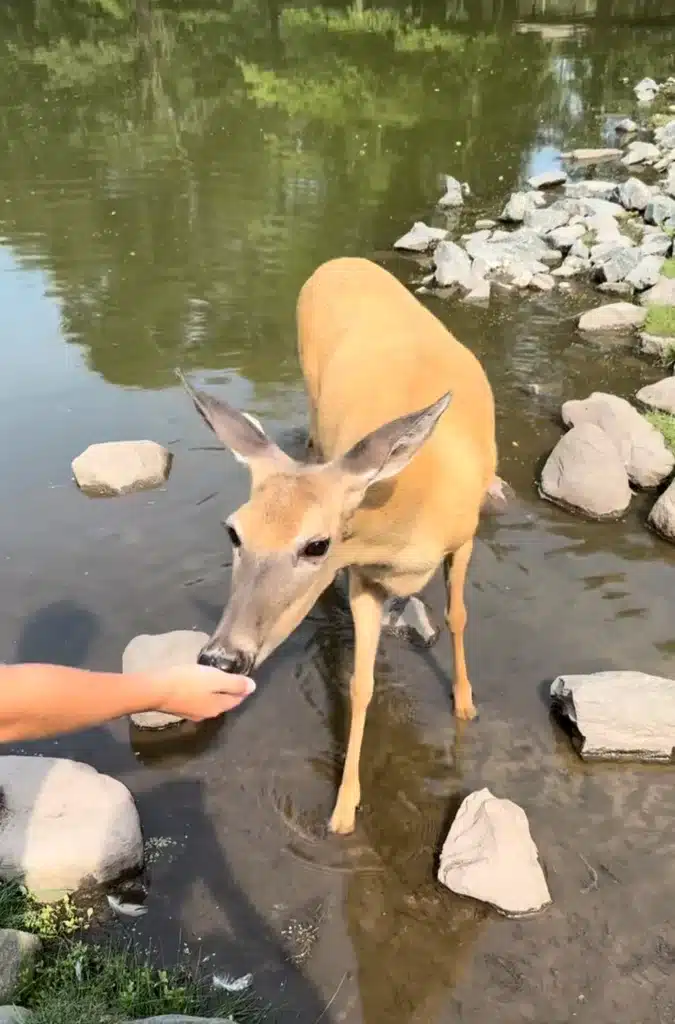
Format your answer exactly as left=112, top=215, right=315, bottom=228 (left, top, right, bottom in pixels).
left=329, top=570, right=384, bottom=835
left=443, top=540, right=477, bottom=721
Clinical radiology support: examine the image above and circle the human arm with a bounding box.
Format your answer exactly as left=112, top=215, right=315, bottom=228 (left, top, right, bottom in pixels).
left=0, top=662, right=255, bottom=743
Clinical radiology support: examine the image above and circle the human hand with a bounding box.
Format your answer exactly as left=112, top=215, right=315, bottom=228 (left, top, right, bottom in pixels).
left=144, top=664, right=256, bottom=721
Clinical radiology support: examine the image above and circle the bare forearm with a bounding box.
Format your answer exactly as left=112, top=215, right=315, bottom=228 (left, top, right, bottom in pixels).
left=0, top=664, right=161, bottom=743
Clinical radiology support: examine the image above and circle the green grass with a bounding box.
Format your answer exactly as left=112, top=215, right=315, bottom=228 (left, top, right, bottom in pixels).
left=644, top=303, right=675, bottom=337
left=645, top=410, right=675, bottom=453
left=661, top=258, right=675, bottom=279
left=0, top=881, right=269, bottom=1023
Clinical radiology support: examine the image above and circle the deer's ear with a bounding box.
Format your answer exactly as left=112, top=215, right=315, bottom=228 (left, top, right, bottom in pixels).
left=177, top=370, right=292, bottom=469
left=336, top=392, right=451, bottom=490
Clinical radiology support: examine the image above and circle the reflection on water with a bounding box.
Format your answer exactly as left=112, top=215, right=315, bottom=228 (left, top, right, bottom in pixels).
left=2, top=1, right=675, bottom=1022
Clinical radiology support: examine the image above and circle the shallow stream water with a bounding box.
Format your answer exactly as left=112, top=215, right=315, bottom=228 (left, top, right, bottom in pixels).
left=1, top=1, right=675, bottom=1020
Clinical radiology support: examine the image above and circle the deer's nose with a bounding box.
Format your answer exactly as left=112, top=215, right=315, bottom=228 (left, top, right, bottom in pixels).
left=197, top=646, right=254, bottom=676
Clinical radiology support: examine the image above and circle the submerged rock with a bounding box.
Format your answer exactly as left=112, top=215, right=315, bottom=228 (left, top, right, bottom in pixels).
left=437, top=788, right=551, bottom=918
left=562, top=391, right=674, bottom=488
left=0, top=756, right=142, bottom=896
left=0, top=931, right=41, bottom=1003
left=539, top=423, right=631, bottom=519
left=527, top=169, right=567, bottom=189
left=636, top=376, right=675, bottom=413
left=72, top=440, right=172, bottom=497
left=123, top=630, right=210, bottom=729
left=393, top=221, right=447, bottom=252
left=649, top=478, right=675, bottom=541
left=551, top=671, right=675, bottom=760
left=578, top=302, right=646, bottom=332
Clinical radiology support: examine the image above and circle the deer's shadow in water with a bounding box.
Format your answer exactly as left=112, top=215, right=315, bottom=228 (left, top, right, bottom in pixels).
left=302, top=582, right=490, bottom=1024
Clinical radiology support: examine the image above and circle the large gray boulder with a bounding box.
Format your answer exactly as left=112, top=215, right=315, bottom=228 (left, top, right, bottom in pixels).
left=636, top=376, right=675, bottom=414
left=625, top=254, right=664, bottom=291
left=551, top=671, right=675, bottom=761
left=539, top=423, right=631, bottom=519
left=0, top=757, right=142, bottom=898
left=648, top=478, right=675, bottom=542
left=562, top=391, right=674, bottom=488
left=122, top=630, right=209, bottom=729
left=618, top=176, right=652, bottom=212
left=437, top=788, right=551, bottom=918
left=72, top=441, right=172, bottom=497
left=578, top=302, right=646, bottom=332
left=0, top=932, right=41, bottom=1003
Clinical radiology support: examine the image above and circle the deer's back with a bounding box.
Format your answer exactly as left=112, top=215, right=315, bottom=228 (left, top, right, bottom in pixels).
left=297, top=257, right=496, bottom=552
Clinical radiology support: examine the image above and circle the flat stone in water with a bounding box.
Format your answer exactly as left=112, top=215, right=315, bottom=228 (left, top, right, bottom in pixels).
left=527, top=169, right=567, bottom=189
left=551, top=671, right=675, bottom=761
left=437, top=788, right=551, bottom=918
left=562, top=391, right=674, bottom=488
left=393, top=221, right=447, bottom=251
left=122, top=630, right=210, bottom=729
left=560, top=147, right=622, bottom=162
left=578, top=301, right=646, bottom=332
left=539, top=422, right=631, bottom=519
left=437, top=174, right=464, bottom=208
left=72, top=440, right=172, bottom=497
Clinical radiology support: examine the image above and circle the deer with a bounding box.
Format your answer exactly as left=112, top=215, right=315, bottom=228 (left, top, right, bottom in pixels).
left=179, top=256, right=497, bottom=836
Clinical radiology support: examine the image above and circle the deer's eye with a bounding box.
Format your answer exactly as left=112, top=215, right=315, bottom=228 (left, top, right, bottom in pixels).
left=226, top=524, right=241, bottom=548
left=300, top=537, right=331, bottom=559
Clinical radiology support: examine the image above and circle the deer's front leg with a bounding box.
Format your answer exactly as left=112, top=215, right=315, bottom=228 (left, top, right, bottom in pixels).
left=443, top=539, right=477, bottom=721
left=328, top=571, right=384, bottom=835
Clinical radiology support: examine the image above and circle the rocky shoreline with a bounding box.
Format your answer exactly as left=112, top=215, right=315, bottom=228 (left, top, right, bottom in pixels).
left=393, top=74, right=675, bottom=541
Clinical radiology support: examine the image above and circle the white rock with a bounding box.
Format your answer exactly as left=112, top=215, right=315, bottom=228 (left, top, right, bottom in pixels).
left=615, top=117, right=638, bottom=133
left=524, top=206, right=570, bottom=235
left=539, top=423, right=631, bottom=518
left=551, top=255, right=588, bottom=278
left=72, top=441, right=172, bottom=497
left=0, top=1008, right=34, bottom=1024
left=527, top=169, right=567, bottom=189
left=499, top=191, right=539, bottom=223
left=636, top=376, right=675, bottom=413
left=0, top=757, right=142, bottom=897
left=551, top=671, right=675, bottom=761
left=597, top=246, right=641, bottom=284
left=463, top=278, right=491, bottom=303
left=437, top=788, right=551, bottom=918
left=122, top=631, right=209, bottom=729
left=644, top=195, right=675, bottom=227
left=655, top=118, right=675, bottom=151
left=562, top=391, right=674, bottom=488
left=530, top=273, right=555, bottom=292
left=634, top=77, right=659, bottom=103
left=474, top=218, right=496, bottom=230
left=618, top=176, right=653, bottom=212
left=564, top=180, right=618, bottom=201
left=0, top=932, right=41, bottom=1003
left=578, top=302, right=646, bottom=332
left=393, top=221, right=447, bottom=251
left=622, top=141, right=660, bottom=167
left=437, top=174, right=464, bottom=208
left=548, top=223, right=585, bottom=251
left=640, top=230, right=672, bottom=258
left=649, top=478, right=675, bottom=541
left=625, top=254, right=664, bottom=291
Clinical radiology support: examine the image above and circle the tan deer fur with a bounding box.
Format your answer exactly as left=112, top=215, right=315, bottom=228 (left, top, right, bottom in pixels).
left=180, top=256, right=497, bottom=836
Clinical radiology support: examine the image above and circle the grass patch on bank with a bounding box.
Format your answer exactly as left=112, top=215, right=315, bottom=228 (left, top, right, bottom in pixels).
left=0, top=881, right=270, bottom=1023
left=645, top=410, right=675, bottom=454
left=644, top=303, right=675, bottom=337
left=661, top=258, right=675, bottom=279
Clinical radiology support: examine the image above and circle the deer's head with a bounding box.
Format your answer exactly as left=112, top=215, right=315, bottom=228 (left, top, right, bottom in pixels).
left=179, top=372, right=450, bottom=675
